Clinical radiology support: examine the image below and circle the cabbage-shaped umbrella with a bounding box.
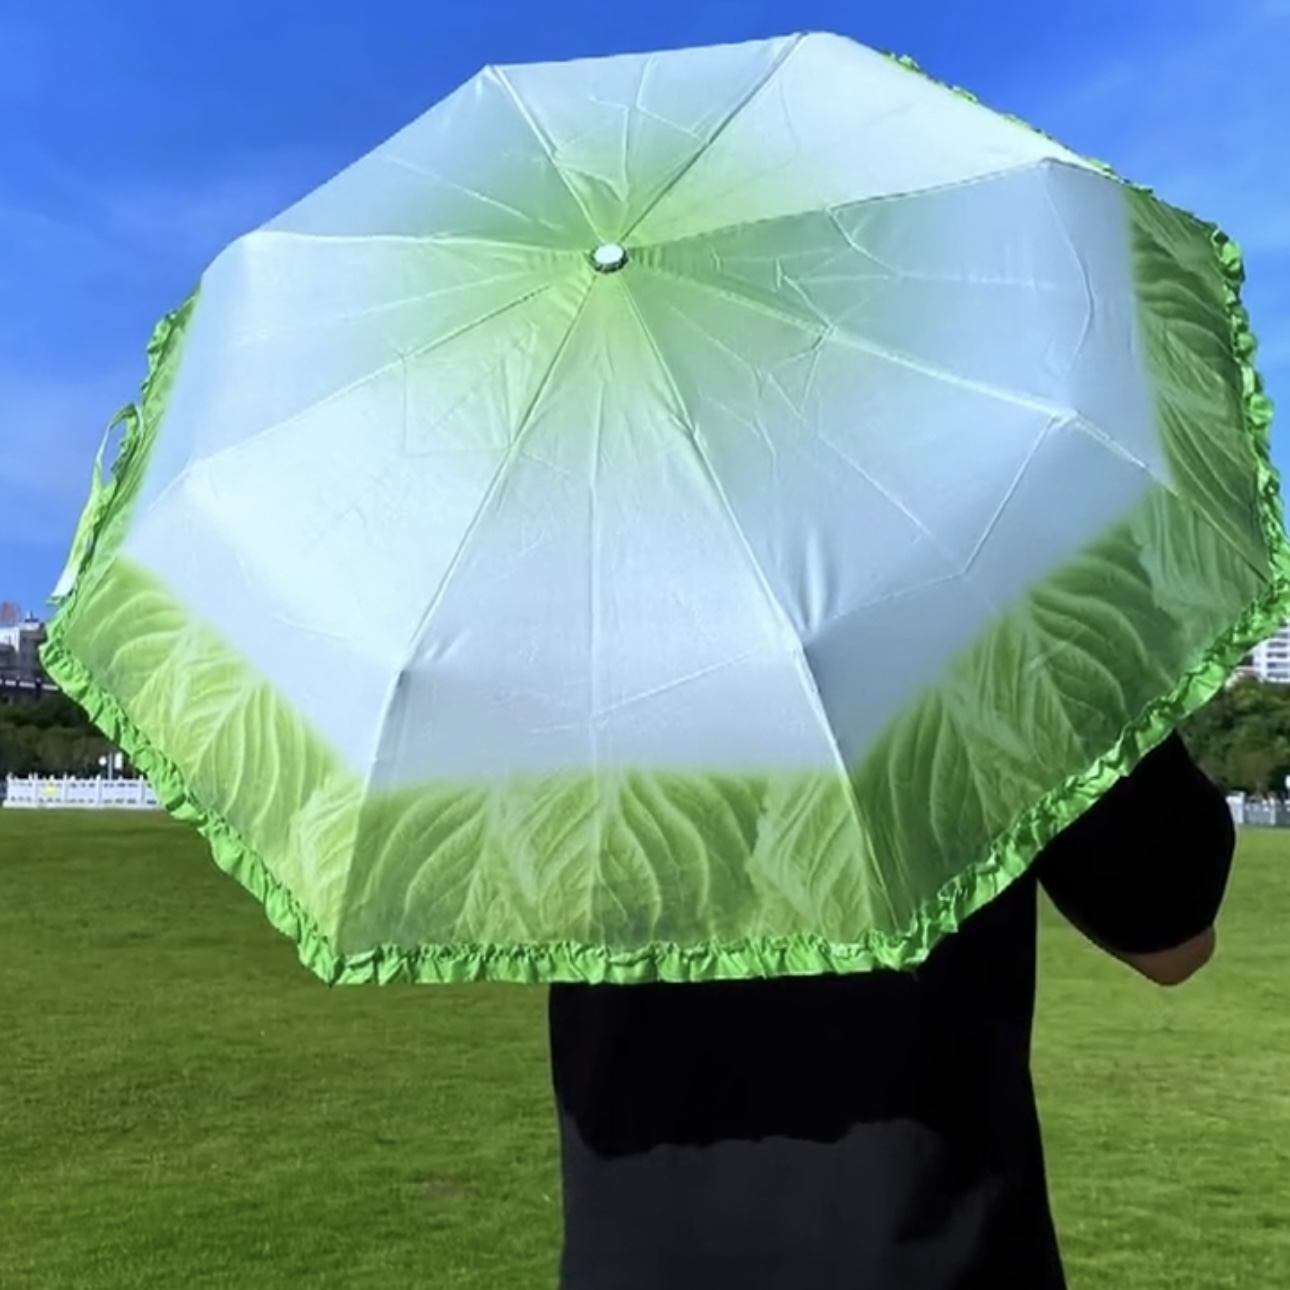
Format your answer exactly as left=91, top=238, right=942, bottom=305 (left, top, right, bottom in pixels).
left=44, top=33, right=1286, bottom=984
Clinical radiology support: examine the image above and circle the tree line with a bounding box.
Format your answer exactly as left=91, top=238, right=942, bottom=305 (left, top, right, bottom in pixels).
left=0, top=693, right=116, bottom=778
left=0, top=678, right=1284, bottom=794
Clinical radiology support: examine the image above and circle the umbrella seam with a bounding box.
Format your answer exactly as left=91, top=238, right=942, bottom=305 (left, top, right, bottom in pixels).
left=630, top=157, right=1100, bottom=251
left=617, top=278, right=867, bottom=847
left=637, top=258, right=1076, bottom=423
left=141, top=280, right=559, bottom=522
left=336, top=283, right=596, bottom=948
left=393, top=280, right=597, bottom=676
left=618, top=34, right=804, bottom=244
left=226, top=260, right=571, bottom=347
left=490, top=66, right=602, bottom=241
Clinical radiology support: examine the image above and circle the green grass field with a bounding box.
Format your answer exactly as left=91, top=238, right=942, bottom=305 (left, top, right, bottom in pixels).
left=2, top=812, right=1288, bottom=1288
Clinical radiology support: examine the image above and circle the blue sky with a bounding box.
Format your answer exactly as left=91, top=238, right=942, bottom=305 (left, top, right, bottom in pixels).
left=1, top=0, right=1286, bottom=615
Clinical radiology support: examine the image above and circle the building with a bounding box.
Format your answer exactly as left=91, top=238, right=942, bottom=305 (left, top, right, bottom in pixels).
left=0, top=613, right=53, bottom=705
left=0, top=615, right=47, bottom=680
left=1231, top=622, right=1290, bottom=685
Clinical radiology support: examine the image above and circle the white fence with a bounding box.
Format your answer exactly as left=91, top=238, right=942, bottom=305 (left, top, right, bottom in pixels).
left=1, top=775, right=160, bottom=810
left=0, top=779, right=1271, bottom=823
left=1227, top=793, right=1290, bottom=828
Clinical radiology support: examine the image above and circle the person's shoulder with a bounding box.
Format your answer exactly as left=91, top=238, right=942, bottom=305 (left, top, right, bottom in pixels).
left=1084, top=733, right=1205, bottom=820
left=1037, top=732, right=1222, bottom=872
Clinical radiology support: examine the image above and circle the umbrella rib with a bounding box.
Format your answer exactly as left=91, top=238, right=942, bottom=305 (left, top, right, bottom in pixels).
left=353, top=281, right=594, bottom=909
left=394, top=280, right=597, bottom=674
left=618, top=279, right=867, bottom=834
left=377, top=156, right=593, bottom=252
left=619, top=35, right=804, bottom=244
left=229, top=271, right=559, bottom=348
left=381, top=154, right=550, bottom=227
left=958, top=423, right=1055, bottom=578
left=490, top=67, right=601, bottom=239
left=150, top=281, right=559, bottom=512
left=629, top=159, right=1069, bottom=252
left=639, top=259, right=1072, bottom=422
left=252, top=229, right=571, bottom=253
left=1163, top=484, right=1274, bottom=585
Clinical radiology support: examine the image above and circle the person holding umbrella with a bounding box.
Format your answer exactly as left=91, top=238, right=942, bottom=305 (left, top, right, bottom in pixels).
left=44, top=32, right=1276, bottom=1289
left=549, top=730, right=1234, bottom=1288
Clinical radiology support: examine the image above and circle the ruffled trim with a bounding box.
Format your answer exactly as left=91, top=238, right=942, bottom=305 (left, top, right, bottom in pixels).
left=855, top=52, right=1290, bottom=963
left=43, top=626, right=997, bottom=985
left=50, top=302, right=195, bottom=605
left=40, top=64, right=1288, bottom=987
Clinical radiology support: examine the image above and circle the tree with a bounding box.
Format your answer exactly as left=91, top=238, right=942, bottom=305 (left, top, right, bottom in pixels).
left=0, top=694, right=112, bottom=776
left=1181, top=678, right=1290, bottom=793
left=1, top=692, right=97, bottom=734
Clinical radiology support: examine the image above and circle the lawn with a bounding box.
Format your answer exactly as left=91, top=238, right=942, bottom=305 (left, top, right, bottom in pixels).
left=1, top=811, right=1287, bottom=1288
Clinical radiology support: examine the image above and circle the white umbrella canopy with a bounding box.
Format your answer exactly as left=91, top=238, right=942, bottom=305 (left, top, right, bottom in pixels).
left=45, top=33, right=1286, bottom=984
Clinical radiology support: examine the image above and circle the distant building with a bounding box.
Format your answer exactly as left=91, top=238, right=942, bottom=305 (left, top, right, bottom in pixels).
left=0, top=614, right=53, bottom=705
left=1231, top=622, right=1290, bottom=685
left=0, top=615, right=46, bottom=681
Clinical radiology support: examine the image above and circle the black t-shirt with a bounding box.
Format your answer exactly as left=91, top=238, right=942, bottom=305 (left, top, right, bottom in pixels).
left=548, top=735, right=1235, bottom=1290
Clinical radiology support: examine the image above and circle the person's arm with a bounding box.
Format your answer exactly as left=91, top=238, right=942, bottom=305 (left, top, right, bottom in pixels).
left=1035, top=733, right=1235, bottom=987
left=1122, top=926, right=1216, bottom=987
left=1072, top=918, right=1216, bottom=987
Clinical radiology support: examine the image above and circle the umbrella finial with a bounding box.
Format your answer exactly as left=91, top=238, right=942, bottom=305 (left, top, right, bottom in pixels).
left=591, top=243, right=629, bottom=273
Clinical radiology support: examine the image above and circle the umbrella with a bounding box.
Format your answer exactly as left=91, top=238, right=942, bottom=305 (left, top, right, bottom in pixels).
left=44, top=33, right=1286, bottom=985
